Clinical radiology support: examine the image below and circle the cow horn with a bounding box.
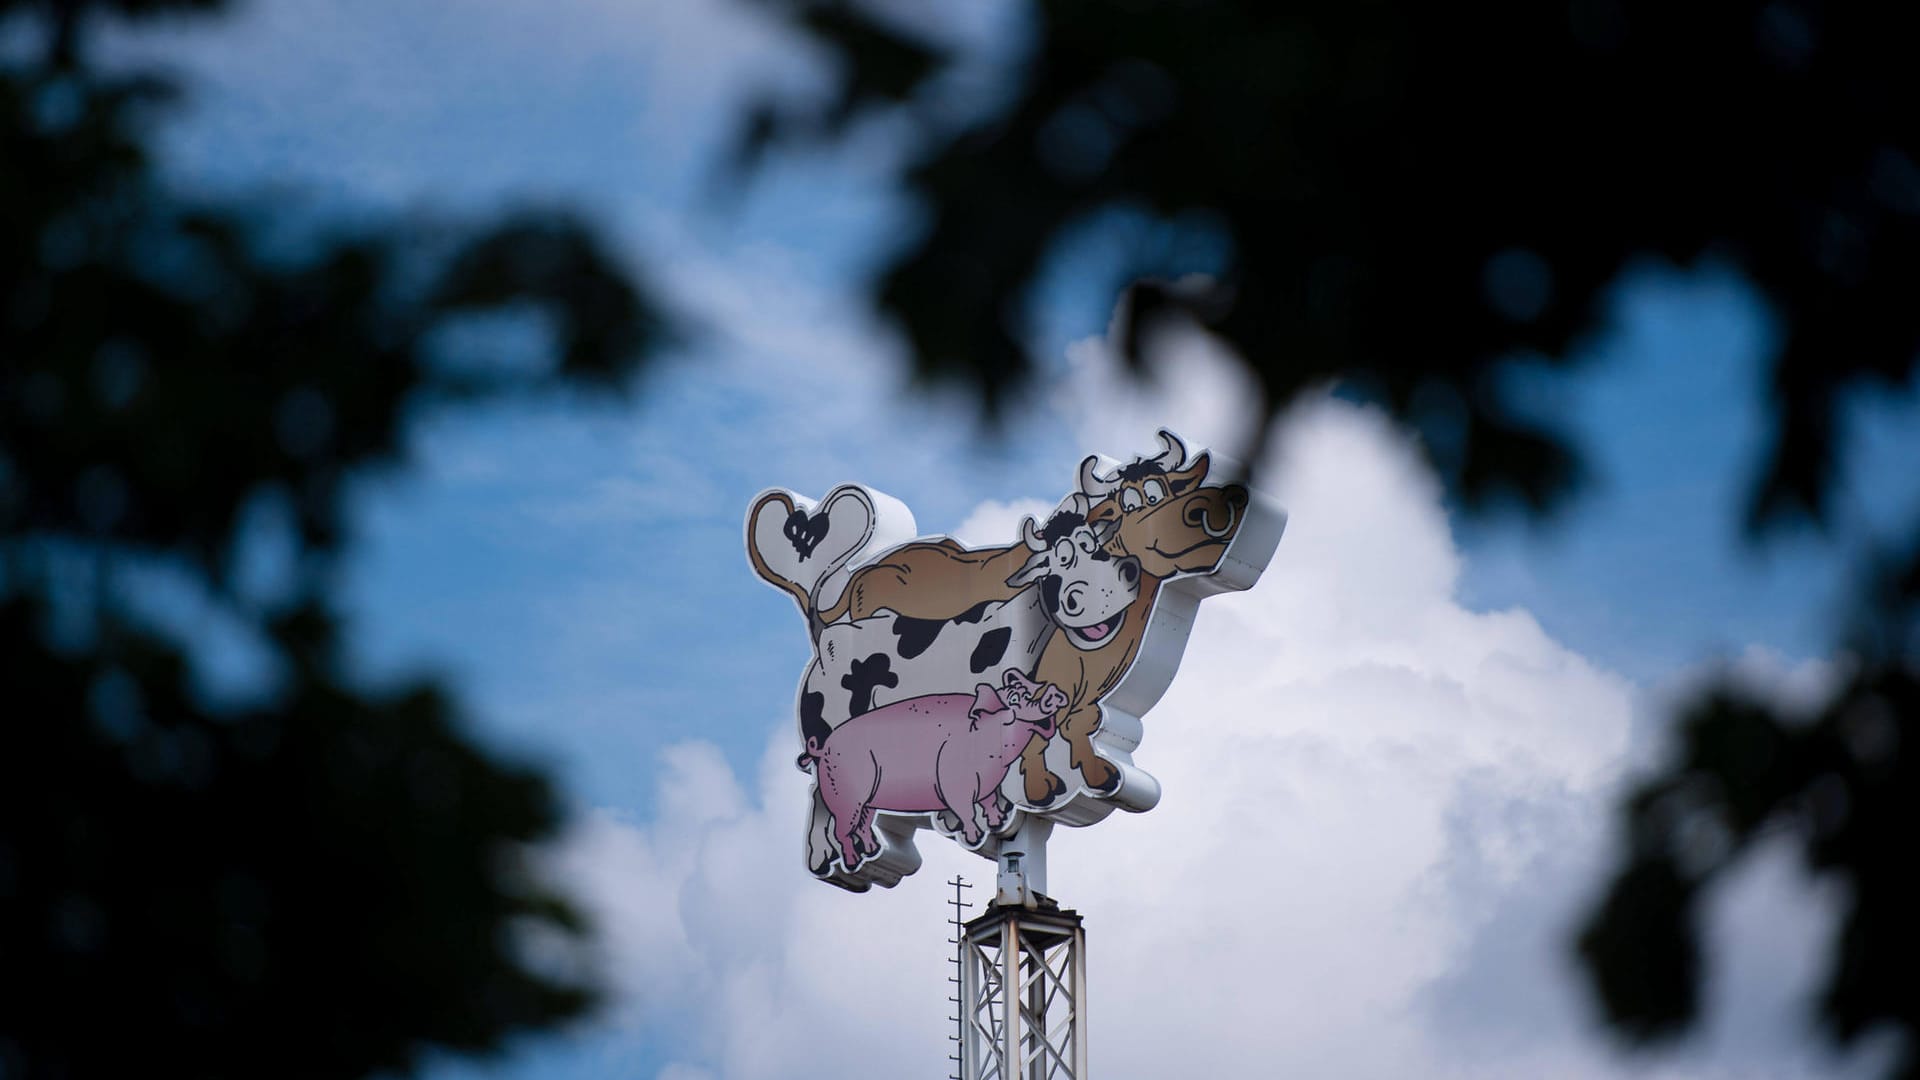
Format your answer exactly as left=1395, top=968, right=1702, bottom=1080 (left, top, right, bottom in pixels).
left=1021, top=515, right=1047, bottom=551
left=1153, top=429, right=1187, bottom=469
left=1078, top=455, right=1120, bottom=497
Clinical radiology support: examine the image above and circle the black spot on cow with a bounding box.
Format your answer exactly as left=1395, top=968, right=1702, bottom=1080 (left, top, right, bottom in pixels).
left=1041, top=575, right=1064, bottom=618
left=800, top=690, right=829, bottom=749
left=783, top=508, right=830, bottom=561
left=1041, top=510, right=1086, bottom=545
left=970, top=627, right=1012, bottom=673
left=892, top=616, right=944, bottom=660
left=841, top=653, right=899, bottom=717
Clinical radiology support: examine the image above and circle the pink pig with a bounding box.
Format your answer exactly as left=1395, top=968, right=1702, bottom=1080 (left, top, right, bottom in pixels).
left=799, top=668, right=1070, bottom=871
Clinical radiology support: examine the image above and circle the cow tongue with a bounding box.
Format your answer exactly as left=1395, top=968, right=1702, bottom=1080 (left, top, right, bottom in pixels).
left=1080, top=619, right=1111, bottom=641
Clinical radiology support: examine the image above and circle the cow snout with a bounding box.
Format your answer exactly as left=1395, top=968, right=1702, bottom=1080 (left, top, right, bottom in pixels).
left=1118, top=556, right=1139, bottom=586
left=1060, top=582, right=1086, bottom=617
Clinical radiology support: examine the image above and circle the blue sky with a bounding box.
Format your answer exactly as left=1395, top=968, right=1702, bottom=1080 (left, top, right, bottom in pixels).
left=100, top=3, right=1918, bottom=1078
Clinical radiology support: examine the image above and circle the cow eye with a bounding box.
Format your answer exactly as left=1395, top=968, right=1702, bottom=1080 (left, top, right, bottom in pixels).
left=1076, top=530, right=1098, bottom=555
left=1120, top=488, right=1142, bottom=513
left=1143, top=479, right=1167, bottom=505
left=1052, top=538, right=1076, bottom=568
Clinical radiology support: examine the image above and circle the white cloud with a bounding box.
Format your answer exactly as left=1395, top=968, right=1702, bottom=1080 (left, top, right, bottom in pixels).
left=546, top=336, right=1886, bottom=1078
left=1051, top=318, right=1268, bottom=468
left=949, top=498, right=1056, bottom=547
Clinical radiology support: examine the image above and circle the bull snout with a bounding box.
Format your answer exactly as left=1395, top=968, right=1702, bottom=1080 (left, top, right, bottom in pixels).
left=1182, top=487, right=1242, bottom=539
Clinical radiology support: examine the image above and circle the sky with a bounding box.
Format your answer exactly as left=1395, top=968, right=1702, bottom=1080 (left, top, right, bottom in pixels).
left=93, top=2, right=1920, bottom=1077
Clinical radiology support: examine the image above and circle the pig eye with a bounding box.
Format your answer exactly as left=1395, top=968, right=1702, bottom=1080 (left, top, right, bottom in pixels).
left=1143, top=479, right=1167, bottom=505
left=1120, top=488, right=1142, bottom=513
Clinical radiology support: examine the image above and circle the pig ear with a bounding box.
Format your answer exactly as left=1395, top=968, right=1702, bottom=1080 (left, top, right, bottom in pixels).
left=969, top=684, right=1006, bottom=728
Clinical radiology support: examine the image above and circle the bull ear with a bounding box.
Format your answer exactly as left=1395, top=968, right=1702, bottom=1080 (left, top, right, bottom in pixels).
left=1005, top=550, right=1051, bottom=588
left=1168, top=452, right=1211, bottom=494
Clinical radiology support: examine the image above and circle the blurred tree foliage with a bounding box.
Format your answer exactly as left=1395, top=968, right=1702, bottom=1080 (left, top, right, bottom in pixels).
left=2, top=0, right=666, bottom=1076
left=747, top=0, right=1920, bottom=1073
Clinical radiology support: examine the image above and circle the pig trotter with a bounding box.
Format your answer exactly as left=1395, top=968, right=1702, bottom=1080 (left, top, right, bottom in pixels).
left=979, top=792, right=1008, bottom=831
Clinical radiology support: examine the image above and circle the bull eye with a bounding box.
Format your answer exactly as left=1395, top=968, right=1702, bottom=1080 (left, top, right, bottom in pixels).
left=1144, top=478, right=1167, bottom=505
left=1120, top=488, right=1142, bottom=513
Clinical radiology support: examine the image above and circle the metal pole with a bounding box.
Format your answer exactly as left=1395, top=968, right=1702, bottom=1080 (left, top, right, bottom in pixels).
left=1001, top=914, right=1019, bottom=1078
left=1025, top=934, right=1046, bottom=1080
left=996, top=816, right=1051, bottom=907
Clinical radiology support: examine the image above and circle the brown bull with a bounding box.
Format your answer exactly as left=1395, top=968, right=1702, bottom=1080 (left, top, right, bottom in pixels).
left=820, top=432, right=1248, bottom=806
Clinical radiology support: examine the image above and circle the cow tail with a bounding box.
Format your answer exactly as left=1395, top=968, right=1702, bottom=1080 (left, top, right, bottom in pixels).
left=746, top=491, right=815, bottom=617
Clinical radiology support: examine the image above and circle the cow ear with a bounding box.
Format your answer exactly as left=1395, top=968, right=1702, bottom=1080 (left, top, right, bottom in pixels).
left=969, top=684, right=1005, bottom=727
left=1005, top=550, right=1051, bottom=589
left=1168, top=452, right=1210, bottom=494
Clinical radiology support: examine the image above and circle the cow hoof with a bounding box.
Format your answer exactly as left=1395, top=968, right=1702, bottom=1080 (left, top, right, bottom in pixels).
left=1085, top=766, right=1121, bottom=795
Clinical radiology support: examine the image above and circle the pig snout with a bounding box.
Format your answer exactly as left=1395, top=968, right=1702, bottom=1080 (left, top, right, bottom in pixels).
left=1039, top=685, right=1067, bottom=715
left=1008, top=682, right=1069, bottom=736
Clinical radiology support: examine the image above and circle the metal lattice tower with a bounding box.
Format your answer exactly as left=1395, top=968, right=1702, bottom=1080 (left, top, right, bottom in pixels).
left=958, top=900, right=1087, bottom=1080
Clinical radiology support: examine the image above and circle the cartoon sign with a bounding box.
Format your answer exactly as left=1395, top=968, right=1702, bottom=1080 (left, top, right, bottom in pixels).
left=746, top=431, right=1285, bottom=891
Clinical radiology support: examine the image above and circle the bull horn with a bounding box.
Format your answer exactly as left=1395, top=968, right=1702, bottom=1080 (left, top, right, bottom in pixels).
left=1078, top=455, right=1120, bottom=497
left=1153, top=429, right=1187, bottom=470
left=1021, top=515, right=1047, bottom=551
